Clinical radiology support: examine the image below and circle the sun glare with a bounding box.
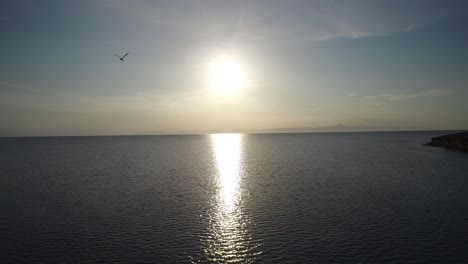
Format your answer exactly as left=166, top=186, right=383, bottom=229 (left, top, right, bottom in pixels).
left=208, top=57, right=247, bottom=94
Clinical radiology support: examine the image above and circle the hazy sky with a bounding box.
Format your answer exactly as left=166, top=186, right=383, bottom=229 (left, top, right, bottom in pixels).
left=1, top=0, right=468, bottom=136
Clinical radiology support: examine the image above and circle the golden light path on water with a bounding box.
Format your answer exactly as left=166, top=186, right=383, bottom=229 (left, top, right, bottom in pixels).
left=201, top=134, right=261, bottom=263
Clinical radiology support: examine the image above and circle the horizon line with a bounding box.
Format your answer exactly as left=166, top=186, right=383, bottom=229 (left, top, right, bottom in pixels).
left=1, top=129, right=466, bottom=138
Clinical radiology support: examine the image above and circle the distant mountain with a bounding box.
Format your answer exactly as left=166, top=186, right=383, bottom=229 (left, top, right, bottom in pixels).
left=140, top=124, right=428, bottom=136
left=256, top=124, right=385, bottom=133
left=140, top=130, right=171, bottom=135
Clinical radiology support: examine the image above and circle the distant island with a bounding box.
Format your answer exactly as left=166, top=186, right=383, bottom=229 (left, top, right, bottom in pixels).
left=426, top=132, right=468, bottom=153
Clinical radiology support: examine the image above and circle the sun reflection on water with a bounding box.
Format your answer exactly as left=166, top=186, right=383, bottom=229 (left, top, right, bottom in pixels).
left=199, top=134, right=260, bottom=263
left=212, top=134, right=242, bottom=212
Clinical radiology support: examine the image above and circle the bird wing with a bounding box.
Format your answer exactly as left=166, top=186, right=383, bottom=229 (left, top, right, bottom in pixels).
left=112, top=53, right=121, bottom=59
left=122, top=52, right=129, bottom=59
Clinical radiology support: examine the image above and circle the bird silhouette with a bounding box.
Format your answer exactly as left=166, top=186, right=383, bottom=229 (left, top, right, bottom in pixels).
left=113, top=52, right=129, bottom=62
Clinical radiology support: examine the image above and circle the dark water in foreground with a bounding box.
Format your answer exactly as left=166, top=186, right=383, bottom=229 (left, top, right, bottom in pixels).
left=1, top=132, right=467, bottom=263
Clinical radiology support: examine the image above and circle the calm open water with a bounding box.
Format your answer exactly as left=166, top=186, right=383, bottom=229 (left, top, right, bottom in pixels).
left=1, top=131, right=467, bottom=263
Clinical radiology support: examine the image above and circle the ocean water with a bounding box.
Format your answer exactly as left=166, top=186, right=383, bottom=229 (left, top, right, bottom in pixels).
left=1, top=131, right=467, bottom=263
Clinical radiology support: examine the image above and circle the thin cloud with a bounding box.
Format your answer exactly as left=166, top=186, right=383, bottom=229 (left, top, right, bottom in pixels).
left=101, top=0, right=468, bottom=46
left=403, top=23, right=421, bottom=33
left=365, top=89, right=450, bottom=101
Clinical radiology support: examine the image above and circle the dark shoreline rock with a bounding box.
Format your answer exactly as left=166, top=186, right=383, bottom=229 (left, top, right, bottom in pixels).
left=426, top=132, right=468, bottom=153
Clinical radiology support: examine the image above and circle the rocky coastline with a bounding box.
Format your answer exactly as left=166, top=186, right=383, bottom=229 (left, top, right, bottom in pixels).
left=426, top=132, right=468, bottom=153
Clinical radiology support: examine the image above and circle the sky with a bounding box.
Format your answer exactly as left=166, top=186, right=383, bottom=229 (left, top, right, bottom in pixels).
left=1, top=0, right=468, bottom=136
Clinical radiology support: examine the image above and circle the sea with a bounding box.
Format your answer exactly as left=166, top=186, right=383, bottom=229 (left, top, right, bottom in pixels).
left=1, top=131, right=467, bottom=263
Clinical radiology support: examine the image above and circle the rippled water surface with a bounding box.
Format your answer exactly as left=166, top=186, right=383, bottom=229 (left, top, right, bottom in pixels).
left=1, top=132, right=467, bottom=263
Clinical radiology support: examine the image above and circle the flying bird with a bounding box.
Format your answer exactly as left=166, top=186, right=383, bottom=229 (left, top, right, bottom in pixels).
left=113, top=52, right=129, bottom=62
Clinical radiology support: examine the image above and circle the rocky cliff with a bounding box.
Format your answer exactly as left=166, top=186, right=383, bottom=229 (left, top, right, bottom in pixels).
left=426, top=132, right=468, bottom=153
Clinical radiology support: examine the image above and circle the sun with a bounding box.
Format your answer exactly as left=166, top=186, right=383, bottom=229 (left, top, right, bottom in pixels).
left=208, top=57, right=247, bottom=94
